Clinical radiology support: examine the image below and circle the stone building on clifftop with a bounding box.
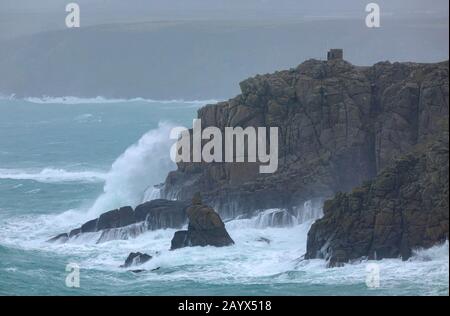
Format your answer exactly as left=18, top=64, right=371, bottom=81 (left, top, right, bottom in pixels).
left=327, top=49, right=343, bottom=61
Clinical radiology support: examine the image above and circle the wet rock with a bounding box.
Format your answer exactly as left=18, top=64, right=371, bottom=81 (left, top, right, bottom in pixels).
left=171, top=194, right=234, bottom=250
left=97, top=206, right=135, bottom=231
left=135, top=199, right=189, bottom=230
left=81, top=218, right=98, bottom=233
left=69, top=228, right=81, bottom=238
left=130, top=267, right=160, bottom=273
left=47, top=233, right=68, bottom=243
left=256, top=237, right=271, bottom=244
left=171, top=231, right=189, bottom=250
left=48, top=199, right=190, bottom=243
left=120, top=252, right=152, bottom=268
left=306, top=134, right=449, bottom=267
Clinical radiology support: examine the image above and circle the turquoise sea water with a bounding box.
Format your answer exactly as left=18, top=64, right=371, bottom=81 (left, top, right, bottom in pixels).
left=0, top=97, right=448, bottom=296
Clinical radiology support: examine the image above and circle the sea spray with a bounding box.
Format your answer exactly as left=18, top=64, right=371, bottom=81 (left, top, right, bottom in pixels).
left=142, top=186, right=161, bottom=203
left=87, top=122, right=176, bottom=217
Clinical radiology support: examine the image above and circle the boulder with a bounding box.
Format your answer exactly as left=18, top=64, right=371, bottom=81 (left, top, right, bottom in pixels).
left=171, top=194, right=234, bottom=249
left=120, top=252, right=152, bottom=268
left=171, top=231, right=189, bottom=249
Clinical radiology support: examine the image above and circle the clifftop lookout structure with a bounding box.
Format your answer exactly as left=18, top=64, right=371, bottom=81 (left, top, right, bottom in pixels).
left=327, top=49, right=343, bottom=61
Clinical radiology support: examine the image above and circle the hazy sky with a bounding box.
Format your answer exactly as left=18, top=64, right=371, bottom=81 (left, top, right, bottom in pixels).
left=1, top=0, right=448, bottom=40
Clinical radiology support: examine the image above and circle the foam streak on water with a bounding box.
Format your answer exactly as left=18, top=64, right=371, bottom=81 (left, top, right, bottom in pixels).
left=0, top=168, right=106, bottom=183
left=21, top=96, right=221, bottom=105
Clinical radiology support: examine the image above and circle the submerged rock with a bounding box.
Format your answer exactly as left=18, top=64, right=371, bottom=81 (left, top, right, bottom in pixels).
left=171, top=194, right=234, bottom=250
left=120, top=252, right=152, bottom=268
left=256, top=237, right=271, bottom=244
left=47, top=233, right=68, bottom=243
left=130, top=267, right=160, bottom=274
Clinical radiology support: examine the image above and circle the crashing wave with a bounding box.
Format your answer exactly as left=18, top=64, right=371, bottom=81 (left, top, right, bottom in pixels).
left=87, top=122, right=177, bottom=217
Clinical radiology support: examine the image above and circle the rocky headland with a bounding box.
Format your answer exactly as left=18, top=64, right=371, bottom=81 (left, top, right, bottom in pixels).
left=162, top=57, right=449, bottom=264
left=50, top=56, right=449, bottom=266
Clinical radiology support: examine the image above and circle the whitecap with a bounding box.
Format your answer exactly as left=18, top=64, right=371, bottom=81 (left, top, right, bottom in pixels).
left=0, top=168, right=107, bottom=183
left=21, top=95, right=220, bottom=106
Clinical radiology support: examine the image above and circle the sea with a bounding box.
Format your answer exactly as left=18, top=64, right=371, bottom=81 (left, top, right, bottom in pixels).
left=0, top=96, right=448, bottom=295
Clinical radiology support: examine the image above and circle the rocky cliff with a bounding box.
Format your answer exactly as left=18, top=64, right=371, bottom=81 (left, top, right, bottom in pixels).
left=163, top=59, right=449, bottom=221
left=306, top=127, right=449, bottom=266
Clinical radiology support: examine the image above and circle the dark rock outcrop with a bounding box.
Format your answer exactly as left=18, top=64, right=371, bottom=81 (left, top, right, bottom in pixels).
left=171, top=194, right=234, bottom=249
left=48, top=199, right=190, bottom=243
left=135, top=199, right=189, bottom=229
left=163, top=59, right=449, bottom=220
left=48, top=57, right=449, bottom=266
left=81, top=219, right=98, bottom=233
left=47, top=233, right=68, bottom=243
left=97, top=206, right=135, bottom=231
left=120, top=252, right=152, bottom=268
left=305, top=129, right=449, bottom=266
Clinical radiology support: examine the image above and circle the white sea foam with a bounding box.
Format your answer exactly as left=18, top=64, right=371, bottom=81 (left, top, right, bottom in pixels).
left=0, top=168, right=106, bottom=183
left=87, top=122, right=177, bottom=217
left=142, top=186, right=162, bottom=203
left=0, top=200, right=448, bottom=295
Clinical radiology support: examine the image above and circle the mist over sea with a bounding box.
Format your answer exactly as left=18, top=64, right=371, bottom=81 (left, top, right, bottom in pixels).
left=0, top=97, right=448, bottom=295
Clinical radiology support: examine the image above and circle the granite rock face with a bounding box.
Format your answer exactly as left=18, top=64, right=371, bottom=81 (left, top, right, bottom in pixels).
left=305, top=129, right=449, bottom=266
left=163, top=59, right=449, bottom=220
left=171, top=194, right=234, bottom=249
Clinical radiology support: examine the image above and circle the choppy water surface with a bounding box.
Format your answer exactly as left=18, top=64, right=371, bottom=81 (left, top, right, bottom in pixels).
left=0, top=97, right=448, bottom=295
